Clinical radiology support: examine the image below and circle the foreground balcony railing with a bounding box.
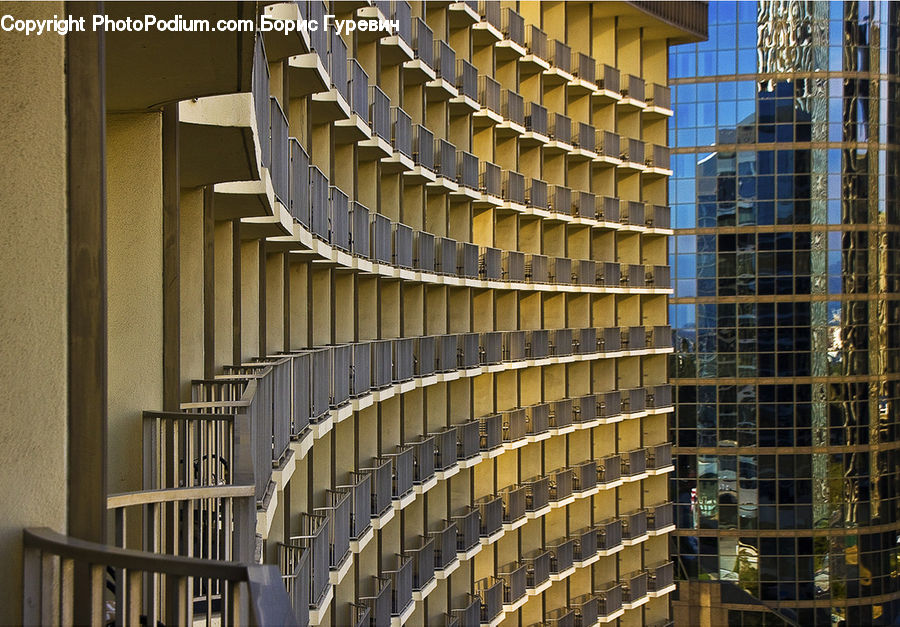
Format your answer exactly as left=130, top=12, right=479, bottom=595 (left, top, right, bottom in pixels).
left=24, top=526, right=295, bottom=627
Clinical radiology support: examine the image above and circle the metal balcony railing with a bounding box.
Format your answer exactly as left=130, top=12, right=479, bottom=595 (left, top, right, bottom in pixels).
left=549, top=257, right=572, bottom=285
left=648, top=503, right=674, bottom=532
left=599, top=453, right=621, bottom=485
left=550, top=398, right=573, bottom=431
left=622, top=510, right=648, bottom=541
left=371, top=339, right=393, bottom=390
left=525, top=101, right=547, bottom=135
left=290, top=139, right=310, bottom=227
left=359, top=577, right=391, bottom=627
left=524, top=550, right=551, bottom=589
left=478, top=74, right=500, bottom=113
left=597, top=195, right=619, bottom=222
left=572, top=526, right=598, bottom=563
left=598, top=261, right=620, bottom=286
left=330, top=186, right=350, bottom=251
left=414, top=335, right=435, bottom=377
left=499, top=562, right=527, bottom=605
left=350, top=342, right=371, bottom=398
left=597, top=130, right=620, bottom=159
left=458, top=419, right=481, bottom=461
left=526, top=403, right=550, bottom=438
left=597, top=518, right=623, bottom=552
left=412, top=17, right=433, bottom=67
left=502, top=250, right=525, bottom=282
left=575, top=259, right=596, bottom=286
left=436, top=236, right=457, bottom=275
left=370, top=212, right=391, bottom=263
left=433, top=427, right=457, bottom=472
left=476, top=577, right=503, bottom=624
left=453, top=507, right=481, bottom=552
left=574, top=393, right=597, bottom=425
left=394, top=337, right=415, bottom=383
left=414, top=230, right=435, bottom=272
left=573, top=460, right=597, bottom=493
left=649, top=383, right=673, bottom=409
left=349, top=59, right=369, bottom=121
left=386, top=555, right=413, bottom=617
left=501, top=485, right=526, bottom=523
left=526, top=177, right=548, bottom=209
left=523, top=476, right=550, bottom=512
left=648, top=144, right=670, bottom=170
left=392, top=106, right=412, bottom=157
left=479, top=413, right=502, bottom=453
left=294, top=512, right=330, bottom=606
left=573, top=51, right=594, bottom=83
left=503, top=169, right=525, bottom=204
left=575, top=121, right=595, bottom=152
left=526, top=254, right=548, bottom=283
left=481, top=331, right=502, bottom=365
left=340, top=471, right=372, bottom=541
left=458, top=150, right=478, bottom=189
left=480, top=246, right=501, bottom=280
left=646, top=443, right=673, bottom=471
left=549, top=39, right=570, bottom=72
left=501, top=408, right=526, bottom=444
left=527, top=328, right=550, bottom=358
left=623, top=138, right=645, bottom=164
left=549, top=184, right=571, bottom=215
left=393, top=222, right=413, bottom=268
left=280, top=539, right=312, bottom=626
left=622, top=448, right=648, bottom=478
left=527, top=24, right=547, bottom=60
left=623, top=75, right=645, bottom=102
left=386, top=446, right=414, bottom=501
left=477, top=494, right=504, bottom=537
left=596, top=582, right=623, bottom=618
left=549, top=467, right=574, bottom=503
left=309, top=348, right=331, bottom=422
left=288, top=352, right=312, bottom=435
left=621, top=262, right=645, bottom=287
left=437, top=334, right=456, bottom=373
left=547, top=607, right=576, bottom=627
left=451, top=597, right=481, bottom=627
left=503, top=8, right=524, bottom=46
left=649, top=265, right=671, bottom=289
left=434, top=39, right=455, bottom=84
left=361, top=457, right=393, bottom=519
left=253, top=35, right=271, bottom=168
left=457, top=59, right=477, bottom=101
left=648, top=561, right=675, bottom=593
left=413, top=124, right=434, bottom=170
left=369, top=85, right=390, bottom=142
left=622, top=325, right=646, bottom=351
left=598, top=63, right=620, bottom=93
left=457, top=241, right=478, bottom=277
left=480, top=0, right=501, bottom=29
left=354, top=603, right=371, bottom=627
left=551, top=327, right=575, bottom=356
left=393, top=1, right=412, bottom=46
left=315, top=488, right=351, bottom=570
left=647, top=203, right=670, bottom=229
left=410, top=537, right=435, bottom=592
left=550, top=112, right=571, bottom=144
left=572, top=595, right=598, bottom=627
left=481, top=160, right=501, bottom=197
left=270, top=98, right=290, bottom=209
left=458, top=332, right=480, bottom=369
left=502, top=89, right=524, bottom=126
left=309, top=166, right=329, bottom=242
left=647, top=82, right=671, bottom=109
left=329, top=29, right=348, bottom=102
left=431, top=522, right=458, bottom=571
left=622, top=571, right=648, bottom=606
left=622, top=388, right=647, bottom=414
left=350, top=201, right=370, bottom=257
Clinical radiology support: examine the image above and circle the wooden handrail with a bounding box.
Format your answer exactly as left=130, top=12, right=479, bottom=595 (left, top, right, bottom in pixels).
left=107, top=484, right=255, bottom=509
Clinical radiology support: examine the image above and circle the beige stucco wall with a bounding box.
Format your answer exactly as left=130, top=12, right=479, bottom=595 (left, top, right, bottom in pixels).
left=0, top=2, right=68, bottom=623
left=106, top=113, right=164, bottom=494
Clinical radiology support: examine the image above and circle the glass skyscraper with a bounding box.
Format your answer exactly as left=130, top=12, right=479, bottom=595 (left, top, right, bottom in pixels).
left=668, top=1, right=900, bottom=625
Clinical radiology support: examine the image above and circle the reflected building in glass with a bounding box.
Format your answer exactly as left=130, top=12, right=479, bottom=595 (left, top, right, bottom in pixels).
left=668, top=1, right=900, bottom=625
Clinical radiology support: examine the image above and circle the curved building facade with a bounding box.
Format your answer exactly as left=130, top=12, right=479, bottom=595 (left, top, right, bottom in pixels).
left=669, top=1, right=900, bottom=625
left=0, top=2, right=707, bottom=626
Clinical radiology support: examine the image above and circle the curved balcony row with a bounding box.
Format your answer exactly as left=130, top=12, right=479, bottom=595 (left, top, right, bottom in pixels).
left=171, top=325, right=673, bottom=506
